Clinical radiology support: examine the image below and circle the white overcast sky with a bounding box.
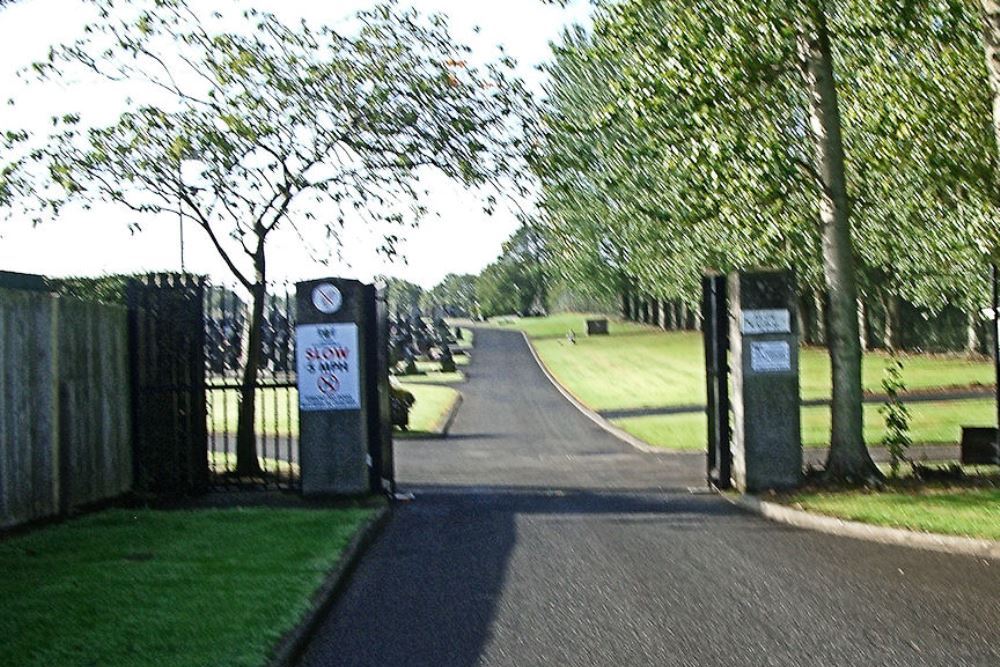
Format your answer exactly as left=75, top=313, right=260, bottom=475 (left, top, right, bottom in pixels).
left=0, top=0, right=592, bottom=288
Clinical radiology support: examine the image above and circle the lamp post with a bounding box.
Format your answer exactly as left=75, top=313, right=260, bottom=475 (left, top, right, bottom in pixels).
left=177, top=159, right=186, bottom=273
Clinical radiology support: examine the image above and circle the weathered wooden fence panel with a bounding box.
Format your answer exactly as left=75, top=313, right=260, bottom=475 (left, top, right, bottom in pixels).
left=0, top=288, right=131, bottom=530
left=58, top=297, right=131, bottom=510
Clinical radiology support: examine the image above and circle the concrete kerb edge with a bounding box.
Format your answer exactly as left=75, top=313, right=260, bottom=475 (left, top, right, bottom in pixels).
left=439, top=392, right=464, bottom=435
left=726, top=492, right=1000, bottom=561
left=520, top=331, right=661, bottom=455
left=267, top=504, right=392, bottom=667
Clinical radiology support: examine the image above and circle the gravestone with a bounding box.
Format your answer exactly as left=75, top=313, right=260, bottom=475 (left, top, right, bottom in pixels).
left=728, top=270, right=802, bottom=492
left=960, top=427, right=1000, bottom=465
left=586, top=318, right=609, bottom=336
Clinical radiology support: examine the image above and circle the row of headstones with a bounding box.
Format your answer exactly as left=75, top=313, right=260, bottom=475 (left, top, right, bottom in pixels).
left=388, top=311, right=463, bottom=375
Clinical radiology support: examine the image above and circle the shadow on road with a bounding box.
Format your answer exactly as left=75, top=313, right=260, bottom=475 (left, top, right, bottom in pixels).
left=297, top=485, right=751, bottom=667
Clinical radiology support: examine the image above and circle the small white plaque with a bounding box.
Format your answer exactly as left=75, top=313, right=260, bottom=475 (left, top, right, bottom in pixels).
left=750, top=340, right=791, bottom=372
left=741, top=309, right=791, bottom=335
left=296, top=323, right=360, bottom=411
left=311, top=283, right=343, bottom=314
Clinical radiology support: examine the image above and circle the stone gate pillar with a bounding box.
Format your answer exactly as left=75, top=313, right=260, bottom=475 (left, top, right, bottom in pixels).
left=728, top=270, right=802, bottom=492
left=296, top=278, right=371, bottom=496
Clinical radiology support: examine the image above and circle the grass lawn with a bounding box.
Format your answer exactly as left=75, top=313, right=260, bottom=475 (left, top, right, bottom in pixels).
left=615, top=398, right=998, bottom=451
left=208, top=387, right=298, bottom=437
left=395, top=383, right=461, bottom=438
left=505, top=313, right=994, bottom=412
left=783, top=487, right=1000, bottom=541
left=398, top=370, right=465, bottom=385
left=0, top=507, right=375, bottom=667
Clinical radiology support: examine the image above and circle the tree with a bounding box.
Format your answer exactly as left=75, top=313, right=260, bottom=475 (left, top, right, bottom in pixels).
left=29, top=0, right=533, bottom=475
left=536, top=0, right=996, bottom=481
left=382, top=277, right=425, bottom=317
left=424, top=273, right=477, bottom=316
left=475, top=224, right=549, bottom=317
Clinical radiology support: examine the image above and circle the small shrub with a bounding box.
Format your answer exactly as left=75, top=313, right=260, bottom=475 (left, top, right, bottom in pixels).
left=879, top=355, right=911, bottom=477
left=390, top=383, right=416, bottom=430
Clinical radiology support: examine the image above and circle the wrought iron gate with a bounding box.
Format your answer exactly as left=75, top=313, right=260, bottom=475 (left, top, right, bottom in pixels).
left=204, top=283, right=299, bottom=491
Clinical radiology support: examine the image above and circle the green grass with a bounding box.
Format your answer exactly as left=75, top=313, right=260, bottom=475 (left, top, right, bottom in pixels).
left=0, top=507, right=375, bottom=667
left=613, top=399, right=998, bottom=451
left=514, top=314, right=993, bottom=412
left=396, top=383, right=461, bottom=438
left=208, top=387, right=298, bottom=437
left=398, top=370, right=465, bottom=385
left=784, top=488, right=1000, bottom=540
left=492, top=312, right=652, bottom=339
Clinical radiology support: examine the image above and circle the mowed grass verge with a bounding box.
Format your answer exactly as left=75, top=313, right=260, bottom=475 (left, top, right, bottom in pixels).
left=783, top=487, right=1000, bottom=541
left=614, top=399, right=998, bottom=450
left=498, top=313, right=995, bottom=450
left=0, top=507, right=375, bottom=667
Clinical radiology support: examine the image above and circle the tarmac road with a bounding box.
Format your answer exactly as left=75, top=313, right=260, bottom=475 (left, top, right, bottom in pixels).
left=298, top=328, right=1000, bottom=666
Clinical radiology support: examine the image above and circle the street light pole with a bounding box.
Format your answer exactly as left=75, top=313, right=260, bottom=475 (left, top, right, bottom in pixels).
left=177, top=160, right=186, bottom=273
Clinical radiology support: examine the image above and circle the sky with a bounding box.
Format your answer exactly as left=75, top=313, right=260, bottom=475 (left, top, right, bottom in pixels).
left=0, top=0, right=592, bottom=289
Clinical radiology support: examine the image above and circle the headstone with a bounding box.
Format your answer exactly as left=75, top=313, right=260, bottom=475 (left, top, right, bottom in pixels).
left=296, top=278, right=371, bottom=496
left=728, top=270, right=802, bottom=492
left=960, top=427, right=1000, bottom=465
left=586, top=318, right=609, bottom=335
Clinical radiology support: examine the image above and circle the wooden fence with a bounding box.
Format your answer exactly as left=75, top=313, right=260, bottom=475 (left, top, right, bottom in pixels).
left=0, top=287, right=131, bottom=529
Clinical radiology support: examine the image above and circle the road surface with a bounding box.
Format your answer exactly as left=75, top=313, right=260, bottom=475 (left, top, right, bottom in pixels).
left=299, top=328, right=999, bottom=666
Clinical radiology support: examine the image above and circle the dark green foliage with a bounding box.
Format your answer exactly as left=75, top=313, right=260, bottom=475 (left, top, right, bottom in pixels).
left=880, top=355, right=912, bottom=477
left=390, top=384, right=416, bottom=429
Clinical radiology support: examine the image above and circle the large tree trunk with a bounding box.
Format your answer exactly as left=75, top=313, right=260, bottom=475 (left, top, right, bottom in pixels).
left=813, top=290, right=826, bottom=345
left=882, top=292, right=901, bottom=350
left=235, top=245, right=266, bottom=477
left=980, top=2, right=1000, bottom=157
left=967, top=310, right=980, bottom=357
left=798, top=3, right=880, bottom=482
left=857, top=298, right=868, bottom=351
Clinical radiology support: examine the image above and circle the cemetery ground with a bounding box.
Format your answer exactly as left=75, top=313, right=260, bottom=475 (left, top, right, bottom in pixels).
left=208, top=326, right=469, bottom=441
left=495, top=312, right=1000, bottom=541
left=496, top=312, right=996, bottom=451
left=0, top=506, right=376, bottom=667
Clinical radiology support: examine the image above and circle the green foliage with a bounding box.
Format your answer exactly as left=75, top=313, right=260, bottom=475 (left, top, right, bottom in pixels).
left=382, top=277, right=424, bottom=316
left=423, top=273, right=477, bottom=315
left=534, top=0, right=996, bottom=310
left=476, top=224, right=550, bottom=317
left=49, top=273, right=150, bottom=305
left=879, top=355, right=912, bottom=477
left=27, top=0, right=534, bottom=291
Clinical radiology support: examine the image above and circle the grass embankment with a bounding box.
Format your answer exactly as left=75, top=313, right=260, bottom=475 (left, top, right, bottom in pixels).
left=0, top=507, right=375, bottom=667
left=783, top=486, right=1000, bottom=541
left=497, top=313, right=995, bottom=450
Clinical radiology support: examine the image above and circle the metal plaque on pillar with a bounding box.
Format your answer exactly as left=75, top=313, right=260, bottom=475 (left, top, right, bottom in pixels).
left=296, top=278, right=371, bottom=496
left=728, top=270, right=803, bottom=492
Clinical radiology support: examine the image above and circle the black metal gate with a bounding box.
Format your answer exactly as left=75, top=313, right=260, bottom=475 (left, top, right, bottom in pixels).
left=128, top=274, right=209, bottom=495
left=364, top=284, right=395, bottom=494
left=204, top=283, right=299, bottom=491
left=701, top=274, right=731, bottom=489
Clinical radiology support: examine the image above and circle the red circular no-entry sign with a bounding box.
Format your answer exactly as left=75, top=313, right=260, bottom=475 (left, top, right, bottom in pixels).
left=317, top=374, right=340, bottom=395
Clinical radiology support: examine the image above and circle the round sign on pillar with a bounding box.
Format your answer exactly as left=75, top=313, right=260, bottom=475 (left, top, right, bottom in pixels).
left=312, top=283, right=342, bottom=314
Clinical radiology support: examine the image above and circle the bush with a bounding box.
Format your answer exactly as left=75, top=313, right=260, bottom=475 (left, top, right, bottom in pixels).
left=390, top=383, right=416, bottom=430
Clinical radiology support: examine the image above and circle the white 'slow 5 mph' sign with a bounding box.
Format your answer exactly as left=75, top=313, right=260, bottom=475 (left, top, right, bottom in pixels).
left=296, top=323, right=361, bottom=411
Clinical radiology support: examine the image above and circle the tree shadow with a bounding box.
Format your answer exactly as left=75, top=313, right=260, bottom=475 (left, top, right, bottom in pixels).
left=296, top=485, right=749, bottom=667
